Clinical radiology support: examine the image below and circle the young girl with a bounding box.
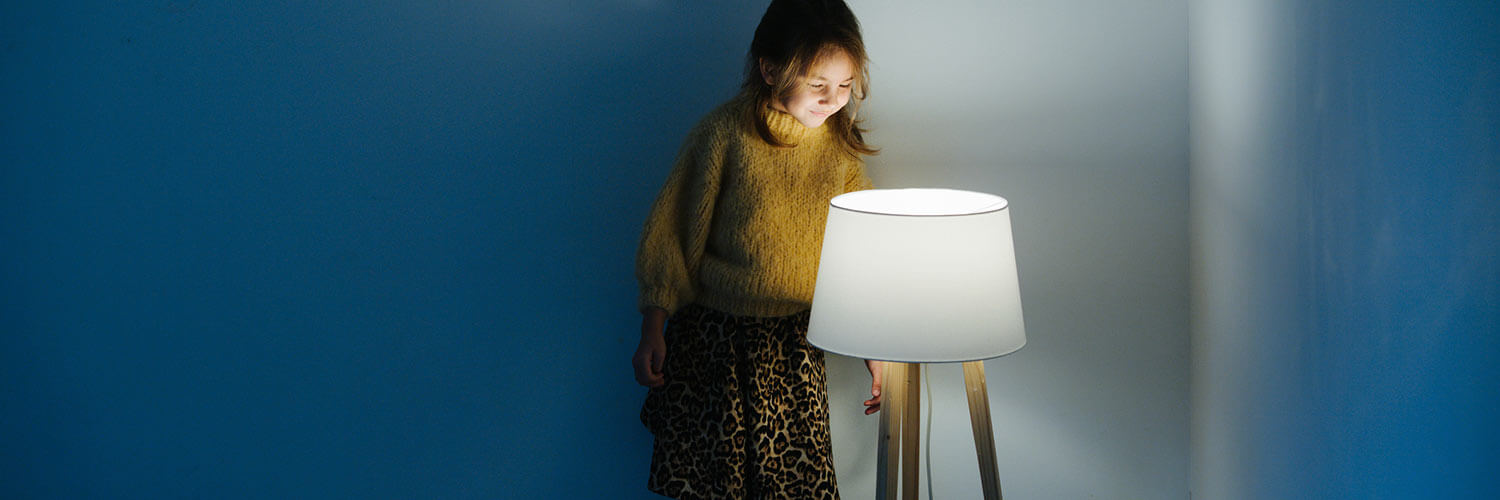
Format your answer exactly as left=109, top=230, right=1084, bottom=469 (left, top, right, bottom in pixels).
left=631, top=1, right=883, bottom=498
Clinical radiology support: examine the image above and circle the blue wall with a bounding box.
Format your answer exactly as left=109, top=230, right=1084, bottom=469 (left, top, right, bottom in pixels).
left=2, top=2, right=767, bottom=497
left=1191, top=1, right=1500, bottom=498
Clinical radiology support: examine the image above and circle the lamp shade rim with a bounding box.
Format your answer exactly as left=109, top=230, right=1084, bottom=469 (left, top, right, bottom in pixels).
left=831, top=188, right=1008, bottom=217
left=813, top=339, right=1027, bottom=363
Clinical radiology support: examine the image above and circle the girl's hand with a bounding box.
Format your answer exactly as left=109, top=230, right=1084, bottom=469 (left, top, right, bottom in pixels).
left=863, top=359, right=883, bottom=415
left=633, top=308, right=669, bottom=387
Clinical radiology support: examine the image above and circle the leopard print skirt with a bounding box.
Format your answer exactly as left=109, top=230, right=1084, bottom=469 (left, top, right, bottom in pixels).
left=640, top=304, right=839, bottom=500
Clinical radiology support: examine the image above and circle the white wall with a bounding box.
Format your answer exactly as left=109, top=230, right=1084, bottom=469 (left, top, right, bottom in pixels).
left=826, top=1, right=1190, bottom=498
left=1190, top=1, right=1500, bottom=498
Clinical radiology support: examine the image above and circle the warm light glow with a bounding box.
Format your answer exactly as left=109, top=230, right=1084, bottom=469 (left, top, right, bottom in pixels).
left=808, top=188, right=1026, bottom=362
left=831, top=188, right=1007, bottom=216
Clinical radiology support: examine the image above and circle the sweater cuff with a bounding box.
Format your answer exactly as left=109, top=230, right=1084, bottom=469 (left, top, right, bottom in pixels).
left=638, top=287, right=685, bottom=316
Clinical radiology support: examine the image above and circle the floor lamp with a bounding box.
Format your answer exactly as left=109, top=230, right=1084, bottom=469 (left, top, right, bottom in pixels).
left=808, top=188, right=1027, bottom=500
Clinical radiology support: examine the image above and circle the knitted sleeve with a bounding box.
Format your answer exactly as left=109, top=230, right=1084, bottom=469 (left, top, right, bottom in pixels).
left=634, top=123, right=728, bottom=314
left=844, top=159, right=874, bottom=193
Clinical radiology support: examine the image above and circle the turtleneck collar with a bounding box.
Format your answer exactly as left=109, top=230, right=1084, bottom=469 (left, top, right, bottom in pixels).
left=763, top=105, right=825, bottom=144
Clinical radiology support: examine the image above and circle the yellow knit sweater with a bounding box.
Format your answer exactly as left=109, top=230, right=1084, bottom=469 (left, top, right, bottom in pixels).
left=636, top=95, right=873, bottom=317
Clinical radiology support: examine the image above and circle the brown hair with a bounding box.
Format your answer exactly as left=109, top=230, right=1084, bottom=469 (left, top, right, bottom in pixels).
left=741, top=0, right=878, bottom=157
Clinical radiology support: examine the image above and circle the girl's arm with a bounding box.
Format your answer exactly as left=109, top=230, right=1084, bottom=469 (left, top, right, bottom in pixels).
left=632, top=307, right=669, bottom=387
left=632, top=108, right=728, bottom=385
left=635, top=124, right=728, bottom=315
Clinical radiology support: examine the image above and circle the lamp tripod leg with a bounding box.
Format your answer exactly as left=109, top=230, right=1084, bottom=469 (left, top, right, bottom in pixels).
left=875, top=362, right=921, bottom=500
left=901, top=362, right=920, bottom=500
left=963, top=361, right=1003, bottom=500
left=876, top=361, right=901, bottom=500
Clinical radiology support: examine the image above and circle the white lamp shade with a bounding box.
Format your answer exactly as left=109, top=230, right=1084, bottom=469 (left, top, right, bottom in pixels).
left=807, top=188, right=1026, bottom=362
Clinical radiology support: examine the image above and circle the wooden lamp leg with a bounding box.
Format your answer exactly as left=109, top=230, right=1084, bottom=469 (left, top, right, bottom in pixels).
left=962, top=361, right=1003, bottom=500
left=876, top=362, right=922, bottom=500
left=876, top=361, right=904, bottom=500
left=901, top=362, right=920, bottom=500
left=879, top=361, right=1002, bottom=500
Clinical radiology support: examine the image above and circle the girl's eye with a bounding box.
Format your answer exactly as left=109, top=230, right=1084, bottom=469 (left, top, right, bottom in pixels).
left=839, top=83, right=852, bottom=89
left=809, top=83, right=825, bottom=89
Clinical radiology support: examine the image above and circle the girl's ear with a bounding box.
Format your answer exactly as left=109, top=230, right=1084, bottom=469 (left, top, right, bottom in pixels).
left=759, top=58, right=775, bottom=86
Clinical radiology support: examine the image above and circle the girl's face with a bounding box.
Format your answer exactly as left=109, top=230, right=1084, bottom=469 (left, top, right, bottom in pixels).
left=765, top=50, right=855, bottom=129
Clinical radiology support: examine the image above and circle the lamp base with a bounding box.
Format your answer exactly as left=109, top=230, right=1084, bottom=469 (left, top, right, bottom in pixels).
left=875, top=361, right=1003, bottom=500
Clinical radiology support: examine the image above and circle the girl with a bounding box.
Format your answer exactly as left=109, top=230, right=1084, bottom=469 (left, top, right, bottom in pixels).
left=631, top=1, right=883, bottom=498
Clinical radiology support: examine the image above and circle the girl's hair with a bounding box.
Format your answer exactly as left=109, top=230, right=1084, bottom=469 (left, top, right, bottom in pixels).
left=742, top=0, right=878, bottom=157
